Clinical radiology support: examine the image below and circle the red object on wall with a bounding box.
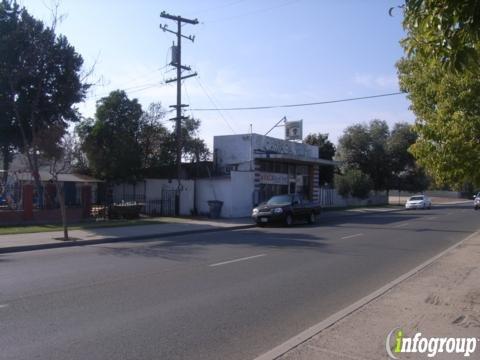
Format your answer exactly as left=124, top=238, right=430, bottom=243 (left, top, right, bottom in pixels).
left=82, top=185, right=92, bottom=218
left=23, top=184, right=34, bottom=221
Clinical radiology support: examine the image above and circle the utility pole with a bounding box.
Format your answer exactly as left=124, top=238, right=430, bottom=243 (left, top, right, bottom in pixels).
left=160, top=11, right=198, bottom=215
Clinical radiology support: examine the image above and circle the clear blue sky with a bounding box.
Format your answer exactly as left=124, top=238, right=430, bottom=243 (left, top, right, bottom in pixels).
left=20, top=0, right=412, bottom=150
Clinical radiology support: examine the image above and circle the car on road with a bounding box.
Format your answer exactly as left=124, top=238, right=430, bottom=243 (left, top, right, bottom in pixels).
left=473, top=192, right=480, bottom=210
left=252, top=194, right=321, bottom=226
left=405, top=194, right=432, bottom=209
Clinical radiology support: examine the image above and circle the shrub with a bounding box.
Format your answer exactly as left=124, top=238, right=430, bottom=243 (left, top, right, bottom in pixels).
left=334, top=169, right=372, bottom=199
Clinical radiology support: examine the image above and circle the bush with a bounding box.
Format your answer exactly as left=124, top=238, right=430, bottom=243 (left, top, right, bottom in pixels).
left=334, top=169, right=372, bottom=199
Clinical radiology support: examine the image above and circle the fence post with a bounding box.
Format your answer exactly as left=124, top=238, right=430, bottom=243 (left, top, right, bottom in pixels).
left=22, top=184, right=34, bottom=221
left=82, top=185, right=92, bottom=219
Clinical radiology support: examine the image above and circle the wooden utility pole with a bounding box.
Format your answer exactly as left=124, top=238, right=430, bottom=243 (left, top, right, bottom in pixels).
left=160, top=12, right=198, bottom=195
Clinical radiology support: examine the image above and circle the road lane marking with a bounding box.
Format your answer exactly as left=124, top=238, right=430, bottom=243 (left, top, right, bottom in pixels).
left=209, top=254, right=266, bottom=267
left=341, top=233, right=363, bottom=240
left=0, top=304, right=9, bottom=309
left=394, top=222, right=409, bottom=228
left=254, top=230, right=480, bottom=360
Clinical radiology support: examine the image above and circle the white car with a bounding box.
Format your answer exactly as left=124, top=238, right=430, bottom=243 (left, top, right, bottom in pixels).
left=473, top=192, right=480, bottom=210
left=405, top=195, right=432, bottom=209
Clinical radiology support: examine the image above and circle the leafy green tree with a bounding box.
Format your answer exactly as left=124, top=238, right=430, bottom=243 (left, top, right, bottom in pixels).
left=0, top=0, right=88, bottom=199
left=397, top=1, right=480, bottom=188
left=337, top=120, right=390, bottom=192
left=80, top=90, right=143, bottom=183
left=399, top=0, right=480, bottom=73
left=304, top=133, right=336, bottom=186
left=334, top=169, right=372, bottom=199
left=387, top=122, right=429, bottom=192
left=138, top=102, right=170, bottom=169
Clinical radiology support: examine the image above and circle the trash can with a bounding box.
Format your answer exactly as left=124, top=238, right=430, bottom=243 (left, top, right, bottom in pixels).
left=207, top=200, right=223, bottom=218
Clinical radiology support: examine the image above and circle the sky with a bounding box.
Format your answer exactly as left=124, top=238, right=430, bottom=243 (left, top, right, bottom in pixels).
left=19, top=0, right=413, bottom=150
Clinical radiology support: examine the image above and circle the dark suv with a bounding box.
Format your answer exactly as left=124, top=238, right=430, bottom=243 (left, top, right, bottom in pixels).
left=252, top=194, right=322, bottom=226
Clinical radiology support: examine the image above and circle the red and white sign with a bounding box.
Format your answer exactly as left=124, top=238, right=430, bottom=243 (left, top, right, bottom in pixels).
left=259, top=172, right=289, bottom=185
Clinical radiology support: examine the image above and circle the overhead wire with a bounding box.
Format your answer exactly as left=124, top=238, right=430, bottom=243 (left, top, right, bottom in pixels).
left=204, top=0, right=301, bottom=24
left=194, top=76, right=237, bottom=134
left=190, top=92, right=405, bottom=111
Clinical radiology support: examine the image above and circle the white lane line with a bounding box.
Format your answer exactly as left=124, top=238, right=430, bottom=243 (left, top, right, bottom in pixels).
left=209, top=254, right=266, bottom=267
left=0, top=304, right=9, bottom=309
left=394, top=222, right=409, bottom=228
left=341, top=233, right=363, bottom=240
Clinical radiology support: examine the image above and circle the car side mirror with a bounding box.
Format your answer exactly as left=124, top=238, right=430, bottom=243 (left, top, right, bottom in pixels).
left=474, top=195, right=477, bottom=199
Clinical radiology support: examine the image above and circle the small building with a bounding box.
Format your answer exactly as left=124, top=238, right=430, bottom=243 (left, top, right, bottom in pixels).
left=195, top=133, right=336, bottom=217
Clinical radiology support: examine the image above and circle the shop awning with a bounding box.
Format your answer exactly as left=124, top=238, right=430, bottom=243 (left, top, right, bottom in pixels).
left=254, top=153, right=338, bottom=166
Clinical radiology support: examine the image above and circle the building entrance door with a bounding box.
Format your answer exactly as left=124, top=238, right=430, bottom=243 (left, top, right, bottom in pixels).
left=289, top=182, right=295, bottom=194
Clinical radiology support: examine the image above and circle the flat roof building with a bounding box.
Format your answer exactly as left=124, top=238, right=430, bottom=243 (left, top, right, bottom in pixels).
left=197, top=134, right=335, bottom=217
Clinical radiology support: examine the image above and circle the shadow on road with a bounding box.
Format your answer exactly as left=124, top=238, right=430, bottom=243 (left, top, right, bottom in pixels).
left=97, top=229, right=333, bottom=261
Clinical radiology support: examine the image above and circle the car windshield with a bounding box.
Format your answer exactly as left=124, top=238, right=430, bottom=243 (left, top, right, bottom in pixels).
left=409, top=196, right=424, bottom=201
left=267, top=195, right=292, bottom=205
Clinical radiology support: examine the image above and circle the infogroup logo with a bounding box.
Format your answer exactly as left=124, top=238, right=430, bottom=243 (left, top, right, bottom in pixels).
left=386, top=328, right=478, bottom=358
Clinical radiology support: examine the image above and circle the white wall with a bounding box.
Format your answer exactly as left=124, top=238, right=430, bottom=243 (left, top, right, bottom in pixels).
left=112, top=179, right=195, bottom=216
left=145, top=179, right=194, bottom=216
left=230, top=171, right=255, bottom=217
left=195, top=177, right=232, bottom=217
left=195, top=171, right=255, bottom=218
left=318, top=188, right=388, bottom=208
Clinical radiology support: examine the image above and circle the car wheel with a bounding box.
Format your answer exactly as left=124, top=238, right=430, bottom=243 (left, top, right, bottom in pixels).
left=475, top=206, right=478, bottom=211
left=307, top=211, right=316, bottom=224
left=285, top=213, right=293, bottom=227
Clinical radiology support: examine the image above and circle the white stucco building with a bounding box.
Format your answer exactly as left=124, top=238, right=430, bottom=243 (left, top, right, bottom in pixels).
left=194, top=133, right=336, bottom=217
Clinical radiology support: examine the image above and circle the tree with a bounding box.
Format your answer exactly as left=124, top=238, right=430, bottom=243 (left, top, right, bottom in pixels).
left=399, top=0, right=480, bottom=73
left=80, top=90, right=143, bottom=183
left=337, top=120, right=390, bottom=192
left=0, top=0, right=88, bottom=204
left=397, top=1, right=480, bottom=188
left=334, top=169, right=372, bottom=199
left=47, top=134, right=75, bottom=240
left=138, top=102, right=169, bottom=169
left=304, top=133, right=336, bottom=186
left=387, top=122, right=429, bottom=192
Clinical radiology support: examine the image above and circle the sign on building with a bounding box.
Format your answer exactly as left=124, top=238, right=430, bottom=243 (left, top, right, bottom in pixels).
left=259, top=172, right=289, bottom=185
left=285, top=120, right=303, bottom=141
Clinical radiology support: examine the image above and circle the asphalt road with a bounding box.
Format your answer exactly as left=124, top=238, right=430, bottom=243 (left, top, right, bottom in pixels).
left=0, top=203, right=478, bottom=360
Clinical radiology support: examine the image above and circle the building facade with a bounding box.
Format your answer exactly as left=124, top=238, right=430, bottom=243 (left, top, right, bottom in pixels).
left=211, top=134, right=335, bottom=215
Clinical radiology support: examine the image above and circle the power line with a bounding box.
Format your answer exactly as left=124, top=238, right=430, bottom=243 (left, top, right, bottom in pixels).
left=195, top=76, right=236, bottom=134
left=204, top=0, right=301, bottom=23
left=190, top=92, right=405, bottom=111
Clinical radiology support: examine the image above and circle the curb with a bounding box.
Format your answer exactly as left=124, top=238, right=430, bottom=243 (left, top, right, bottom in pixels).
left=0, top=224, right=256, bottom=255
left=254, top=229, right=480, bottom=360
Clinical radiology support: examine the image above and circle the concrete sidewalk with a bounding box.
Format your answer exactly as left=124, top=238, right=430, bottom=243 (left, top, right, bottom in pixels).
left=0, top=217, right=255, bottom=254
left=277, top=231, right=480, bottom=360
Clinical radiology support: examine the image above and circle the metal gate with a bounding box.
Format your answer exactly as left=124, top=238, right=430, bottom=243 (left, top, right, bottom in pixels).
left=160, top=189, right=178, bottom=216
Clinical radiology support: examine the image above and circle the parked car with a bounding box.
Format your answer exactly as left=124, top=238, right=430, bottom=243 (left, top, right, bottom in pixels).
left=473, top=192, right=480, bottom=210
left=252, top=194, right=321, bottom=226
left=405, top=195, right=432, bottom=209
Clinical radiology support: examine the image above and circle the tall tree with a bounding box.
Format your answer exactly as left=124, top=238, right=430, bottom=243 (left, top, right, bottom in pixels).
left=80, top=90, right=143, bottom=183
left=397, top=0, right=480, bottom=188
left=399, top=0, right=480, bottom=73
left=387, top=122, right=429, bottom=192
left=138, top=102, right=169, bottom=169
left=337, top=120, right=390, bottom=192
left=0, top=0, right=88, bottom=203
left=304, top=133, right=336, bottom=186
